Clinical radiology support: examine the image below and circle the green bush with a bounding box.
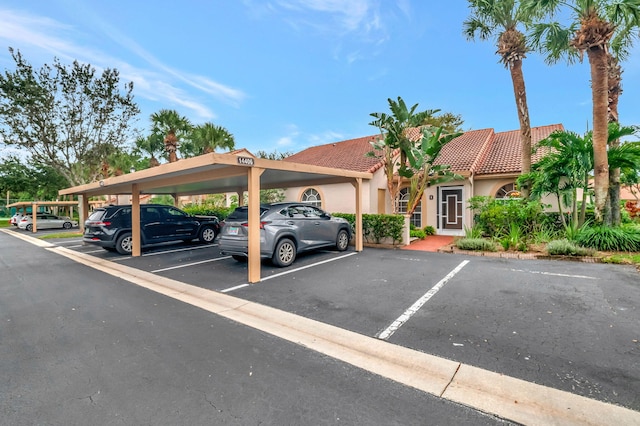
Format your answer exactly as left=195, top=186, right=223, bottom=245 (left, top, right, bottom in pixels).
left=410, top=228, right=426, bottom=239
left=468, top=196, right=544, bottom=238
left=182, top=205, right=235, bottom=221
left=423, top=225, right=435, bottom=236
left=575, top=225, right=640, bottom=252
left=455, top=238, right=497, bottom=252
left=546, top=239, right=595, bottom=256
left=333, top=213, right=404, bottom=244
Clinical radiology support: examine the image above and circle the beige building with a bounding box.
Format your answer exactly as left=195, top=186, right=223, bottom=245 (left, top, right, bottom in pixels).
left=282, top=124, right=565, bottom=236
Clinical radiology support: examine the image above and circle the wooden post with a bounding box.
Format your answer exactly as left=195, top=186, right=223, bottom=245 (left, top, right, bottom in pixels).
left=247, top=167, right=264, bottom=283
left=132, top=184, right=141, bottom=257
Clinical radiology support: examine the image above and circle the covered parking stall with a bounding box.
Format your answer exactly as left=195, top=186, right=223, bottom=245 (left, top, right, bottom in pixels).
left=59, top=152, right=372, bottom=283
left=7, top=200, right=79, bottom=232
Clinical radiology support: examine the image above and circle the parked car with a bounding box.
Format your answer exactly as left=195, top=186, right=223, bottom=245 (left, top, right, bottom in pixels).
left=83, top=204, right=221, bottom=254
left=219, top=202, right=351, bottom=267
left=9, top=212, right=23, bottom=226
left=18, top=213, right=78, bottom=231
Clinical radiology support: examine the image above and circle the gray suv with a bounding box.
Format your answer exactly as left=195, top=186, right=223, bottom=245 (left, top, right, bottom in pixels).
left=219, top=202, right=351, bottom=267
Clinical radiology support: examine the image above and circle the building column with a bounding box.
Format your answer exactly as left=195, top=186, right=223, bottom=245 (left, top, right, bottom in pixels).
left=132, top=184, right=141, bottom=257
left=247, top=167, right=264, bottom=283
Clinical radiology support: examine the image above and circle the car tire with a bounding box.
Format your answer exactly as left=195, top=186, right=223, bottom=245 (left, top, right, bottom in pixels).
left=336, top=229, right=349, bottom=251
left=272, top=238, right=296, bottom=267
left=26, top=224, right=33, bottom=231
left=232, top=255, right=248, bottom=263
left=198, top=226, right=216, bottom=244
left=115, top=233, right=133, bottom=255
left=63, top=222, right=72, bottom=229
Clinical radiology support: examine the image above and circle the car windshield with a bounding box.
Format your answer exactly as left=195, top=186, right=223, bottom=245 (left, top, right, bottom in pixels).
left=87, top=210, right=106, bottom=221
left=226, top=206, right=269, bottom=221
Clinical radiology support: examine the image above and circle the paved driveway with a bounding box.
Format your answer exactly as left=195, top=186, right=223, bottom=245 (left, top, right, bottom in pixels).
left=6, top=227, right=640, bottom=421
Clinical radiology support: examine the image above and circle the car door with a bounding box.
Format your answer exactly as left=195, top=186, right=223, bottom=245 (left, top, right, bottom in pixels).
left=141, top=206, right=165, bottom=241
left=163, top=206, right=198, bottom=239
left=291, top=205, right=332, bottom=248
left=301, top=205, right=335, bottom=246
left=38, top=214, right=56, bottom=229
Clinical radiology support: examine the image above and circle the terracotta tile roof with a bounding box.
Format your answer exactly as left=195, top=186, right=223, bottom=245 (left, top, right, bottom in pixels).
left=282, top=134, right=385, bottom=173
left=474, top=124, right=564, bottom=175
left=433, top=128, right=495, bottom=172
left=283, top=124, right=565, bottom=176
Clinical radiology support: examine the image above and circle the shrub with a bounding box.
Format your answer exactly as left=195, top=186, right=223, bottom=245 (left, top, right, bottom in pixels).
left=182, top=205, right=235, bottom=220
left=332, top=213, right=404, bottom=244
left=546, top=239, right=595, bottom=256
left=410, top=228, right=426, bottom=239
left=575, top=225, right=640, bottom=252
left=469, top=196, right=545, bottom=238
left=455, top=238, right=497, bottom=252
left=423, top=225, right=436, bottom=236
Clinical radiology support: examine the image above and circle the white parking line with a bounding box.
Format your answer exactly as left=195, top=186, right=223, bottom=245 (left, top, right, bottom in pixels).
left=509, top=268, right=598, bottom=279
left=377, top=260, right=469, bottom=340
left=152, top=256, right=231, bottom=273
left=220, top=252, right=358, bottom=292
left=56, top=239, right=84, bottom=245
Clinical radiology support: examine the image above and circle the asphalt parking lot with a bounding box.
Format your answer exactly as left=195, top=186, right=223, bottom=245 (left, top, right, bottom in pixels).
left=6, top=227, right=640, bottom=417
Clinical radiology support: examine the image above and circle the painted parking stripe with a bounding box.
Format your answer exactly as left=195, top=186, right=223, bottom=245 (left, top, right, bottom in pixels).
left=221, top=252, right=358, bottom=292
left=509, top=268, right=598, bottom=280
left=151, top=256, right=231, bottom=273
left=378, top=260, right=469, bottom=340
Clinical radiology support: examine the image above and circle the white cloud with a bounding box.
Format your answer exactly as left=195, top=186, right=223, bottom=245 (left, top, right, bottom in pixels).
left=0, top=8, right=245, bottom=121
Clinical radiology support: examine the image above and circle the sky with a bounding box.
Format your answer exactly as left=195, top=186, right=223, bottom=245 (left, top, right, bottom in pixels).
left=0, top=0, right=639, bottom=159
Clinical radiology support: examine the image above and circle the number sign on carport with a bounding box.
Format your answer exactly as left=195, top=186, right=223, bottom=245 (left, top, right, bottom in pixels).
left=59, top=152, right=372, bottom=283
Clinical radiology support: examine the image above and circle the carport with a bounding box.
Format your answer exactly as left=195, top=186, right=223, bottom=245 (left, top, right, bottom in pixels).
left=59, top=152, right=372, bottom=283
left=7, top=200, right=79, bottom=233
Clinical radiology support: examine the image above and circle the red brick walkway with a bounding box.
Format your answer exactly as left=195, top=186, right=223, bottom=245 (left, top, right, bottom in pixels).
left=401, top=235, right=455, bottom=252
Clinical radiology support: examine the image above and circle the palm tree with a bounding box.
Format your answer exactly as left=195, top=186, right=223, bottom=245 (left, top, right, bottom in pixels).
left=368, top=97, right=440, bottom=213
left=525, top=0, right=640, bottom=223
left=464, top=0, right=534, bottom=197
left=606, top=21, right=639, bottom=224
left=527, top=129, right=593, bottom=227
left=183, top=122, right=235, bottom=157
left=135, top=134, right=164, bottom=167
left=150, top=109, right=192, bottom=163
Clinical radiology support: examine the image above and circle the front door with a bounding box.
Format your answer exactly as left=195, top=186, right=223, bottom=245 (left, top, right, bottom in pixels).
left=439, top=187, right=463, bottom=233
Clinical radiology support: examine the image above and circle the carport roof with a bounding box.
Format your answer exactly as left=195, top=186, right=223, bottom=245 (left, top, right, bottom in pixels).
left=8, top=200, right=79, bottom=208
left=59, top=152, right=373, bottom=198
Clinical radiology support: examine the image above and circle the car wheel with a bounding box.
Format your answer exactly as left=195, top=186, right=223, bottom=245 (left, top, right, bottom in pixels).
left=63, top=222, right=72, bottom=229
left=336, top=229, right=349, bottom=251
left=199, top=226, right=216, bottom=244
left=232, top=255, right=248, bottom=263
left=26, top=224, right=33, bottom=231
left=115, top=233, right=133, bottom=255
left=272, top=238, right=296, bottom=267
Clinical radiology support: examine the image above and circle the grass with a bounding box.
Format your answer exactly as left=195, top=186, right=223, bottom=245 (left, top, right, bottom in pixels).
left=600, top=253, right=640, bottom=268
left=0, top=219, right=10, bottom=228
left=39, top=232, right=83, bottom=239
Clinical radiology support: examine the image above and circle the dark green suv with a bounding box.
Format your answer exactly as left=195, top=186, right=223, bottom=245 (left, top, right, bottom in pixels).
left=83, top=204, right=221, bottom=254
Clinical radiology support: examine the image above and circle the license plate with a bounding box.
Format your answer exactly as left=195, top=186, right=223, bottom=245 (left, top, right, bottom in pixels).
left=227, top=226, right=239, bottom=236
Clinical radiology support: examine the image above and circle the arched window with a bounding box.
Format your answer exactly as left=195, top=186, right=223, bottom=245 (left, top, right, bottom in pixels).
left=301, top=188, right=322, bottom=207
left=495, top=183, right=521, bottom=199
left=398, top=188, right=422, bottom=228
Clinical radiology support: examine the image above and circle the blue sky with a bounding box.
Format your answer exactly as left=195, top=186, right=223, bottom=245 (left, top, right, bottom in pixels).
left=0, top=0, right=639, bottom=158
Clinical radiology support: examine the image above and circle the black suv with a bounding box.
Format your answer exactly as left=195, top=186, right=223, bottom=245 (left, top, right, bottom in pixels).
left=83, top=204, right=221, bottom=254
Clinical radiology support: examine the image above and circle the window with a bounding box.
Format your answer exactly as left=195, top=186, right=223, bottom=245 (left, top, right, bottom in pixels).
left=301, top=188, right=322, bottom=207
left=495, top=183, right=521, bottom=199
left=398, top=188, right=422, bottom=228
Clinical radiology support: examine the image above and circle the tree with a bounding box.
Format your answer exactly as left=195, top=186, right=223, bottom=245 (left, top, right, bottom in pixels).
left=0, top=48, right=139, bottom=186
left=523, top=123, right=640, bottom=227
left=524, top=129, right=594, bottom=228
left=182, top=122, right=235, bottom=157
left=255, top=150, right=294, bottom=160
left=402, top=127, right=463, bottom=216
left=368, top=97, right=440, bottom=213
left=150, top=109, right=192, bottom=163
left=135, top=134, right=165, bottom=167
left=464, top=0, right=535, bottom=198
left=525, top=0, right=640, bottom=223
left=0, top=156, right=68, bottom=200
